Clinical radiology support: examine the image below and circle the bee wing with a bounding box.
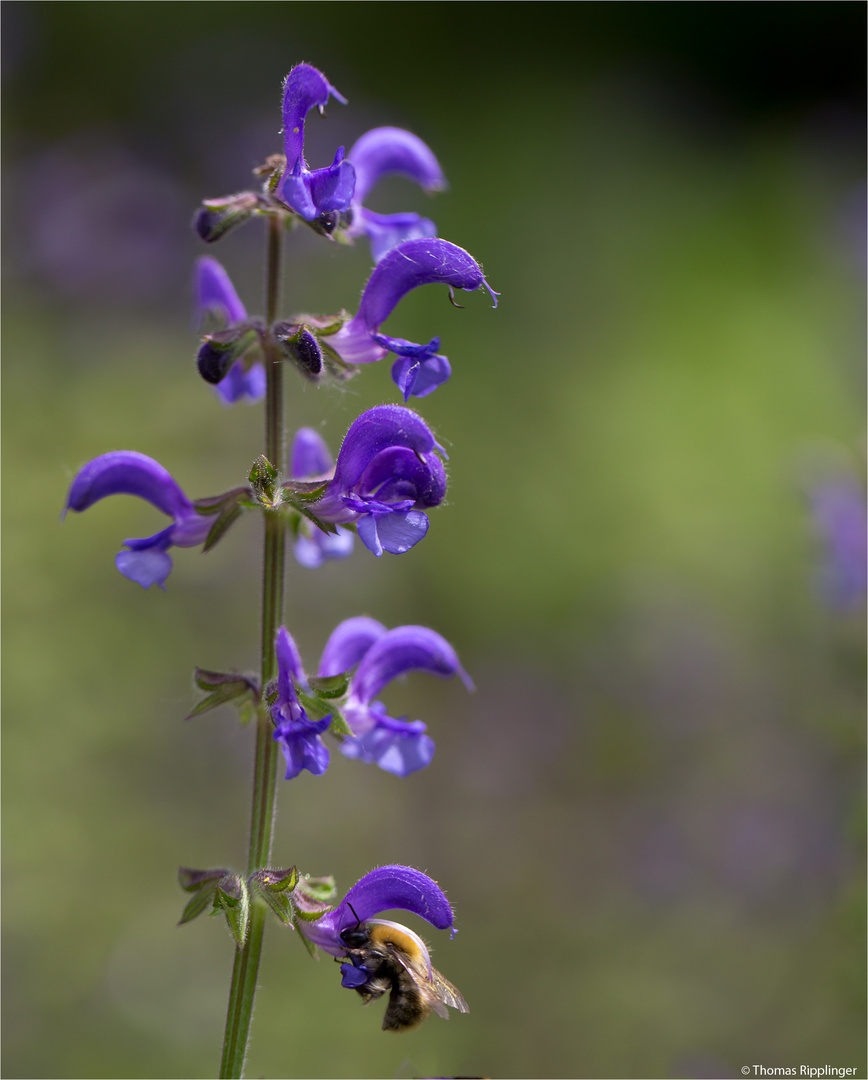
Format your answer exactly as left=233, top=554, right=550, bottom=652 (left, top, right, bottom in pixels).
left=427, top=966, right=469, bottom=1015
left=385, top=944, right=469, bottom=1018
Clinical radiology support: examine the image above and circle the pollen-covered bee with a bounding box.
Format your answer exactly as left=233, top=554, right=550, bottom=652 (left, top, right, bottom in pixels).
left=339, top=915, right=469, bottom=1032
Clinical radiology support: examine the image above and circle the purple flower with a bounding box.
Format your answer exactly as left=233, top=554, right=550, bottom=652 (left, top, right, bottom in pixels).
left=345, top=127, right=446, bottom=263
left=289, top=428, right=354, bottom=568
left=810, top=480, right=867, bottom=609
left=308, top=405, right=446, bottom=557
left=297, top=865, right=457, bottom=956
left=271, top=626, right=331, bottom=780
left=318, top=617, right=473, bottom=776
left=327, top=238, right=497, bottom=399
left=65, top=451, right=214, bottom=589
left=194, top=256, right=265, bottom=405
left=274, top=64, right=355, bottom=222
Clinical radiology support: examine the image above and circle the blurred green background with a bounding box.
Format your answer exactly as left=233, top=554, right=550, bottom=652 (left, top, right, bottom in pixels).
left=3, top=3, right=865, bottom=1078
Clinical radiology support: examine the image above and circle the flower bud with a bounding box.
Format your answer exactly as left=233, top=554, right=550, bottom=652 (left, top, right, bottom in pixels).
left=194, top=191, right=262, bottom=243
left=274, top=323, right=324, bottom=380
left=196, top=327, right=259, bottom=384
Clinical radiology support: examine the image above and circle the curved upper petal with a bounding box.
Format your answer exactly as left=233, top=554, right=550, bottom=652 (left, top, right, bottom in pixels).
left=318, top=616, right=388, bottom=677
left=360, top=446, right=446, bottom=509
left=280, top=63, right=347, bottom=169
left=359, top=209, right=438, bottom=265
left=348, top=127, right=446, bottom=205
left=350, top=625, right=472, bottom=705
left=194, top=257, right=247, bottom=326
left=291, top=428, right=335, bottom=480
left=300, top=865, right=456, bottom=954
left=353, top=238, right=495, bottom=332
left=332, top=405, right=438, bottom=492
left=276, top=625, right=307, bottom=700
left=327, top=238, right=495, bottom=364
left=66, top=451, right=192, bottom=520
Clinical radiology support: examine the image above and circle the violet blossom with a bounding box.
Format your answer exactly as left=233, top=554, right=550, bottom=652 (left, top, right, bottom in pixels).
left=65, top=451, right=215, bottom=589
left=318, top=616, right=473, bottom=776
left=810, top=479, right=867, bottom=609
left=297, top=864, right=457, bottom=956
left=271, top=626, right=331, bottom=780
left=345, top=126, right=446, bottom=262
left=289, top=428, right=354, bottom=568
left=194, top=256, right=265, bottom=405
left=274, top=63, right=355, bottom=222
left=326, top=237, right=497, bottom=400
left=306, top=405, right=446, bottom=557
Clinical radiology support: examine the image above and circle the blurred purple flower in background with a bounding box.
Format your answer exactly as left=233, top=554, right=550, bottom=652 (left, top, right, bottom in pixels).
left=809, top=478, right=867, bottom=610
left=288, top=428, right=354, bottom=568
left=345, top=126, right=446, bottom=262
left=16, top=133, right=188, bottom=304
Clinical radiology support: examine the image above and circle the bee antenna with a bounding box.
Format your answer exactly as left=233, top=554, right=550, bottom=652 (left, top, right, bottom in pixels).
left=346, top=901, right=360, bottom=929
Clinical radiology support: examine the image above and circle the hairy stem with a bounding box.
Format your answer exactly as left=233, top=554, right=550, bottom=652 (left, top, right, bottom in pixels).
left=219, top=214, right=286, bottom=1079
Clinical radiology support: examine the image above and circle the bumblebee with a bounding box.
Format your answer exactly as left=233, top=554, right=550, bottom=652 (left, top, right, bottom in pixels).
left=339, top=917, right=469, bottom=1032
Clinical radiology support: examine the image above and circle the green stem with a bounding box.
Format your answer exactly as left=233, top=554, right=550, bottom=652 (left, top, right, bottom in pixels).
left=219, top=214, right=286, bottom=1080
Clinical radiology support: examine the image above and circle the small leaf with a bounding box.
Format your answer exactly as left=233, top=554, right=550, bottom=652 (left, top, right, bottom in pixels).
left=194, top=486, right=253, bottom=514
left=238, top=700, right=257, bottom=727
left=250, top=455, right=279, bottom=504
left=214, top=874, right=251, bottom=947
left=293, top=503, right=339, bottom=535
left=297, top=874, right=337, bottom=904
left=296, top=691, right=332, bottom=725
left=249, top=455, right=278, bottom=486
left=281, top=478, right=329, bottom=501
left=179, top=866, right=230, bottom=892
left=179, top=888, right=218, bottom=925
left=259, top=889, right=294, bottom=925
left=290, top=310, right=349, bottom=336
left=307, top=672, right=350, bottom=699
left=194, top=668, right=259, bottom=694
left=294, top=924, right=318, bottom=958
left=203, top=501, right=244, bottom=553
left=186, top=671, right=258, bottom=721
left=250, top=866, right=299, bottom=893
left=326, top=704, right=352, bottom=738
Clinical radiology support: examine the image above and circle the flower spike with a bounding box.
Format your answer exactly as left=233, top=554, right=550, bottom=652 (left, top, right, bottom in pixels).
left=65, top=451, right=215, bottom=589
